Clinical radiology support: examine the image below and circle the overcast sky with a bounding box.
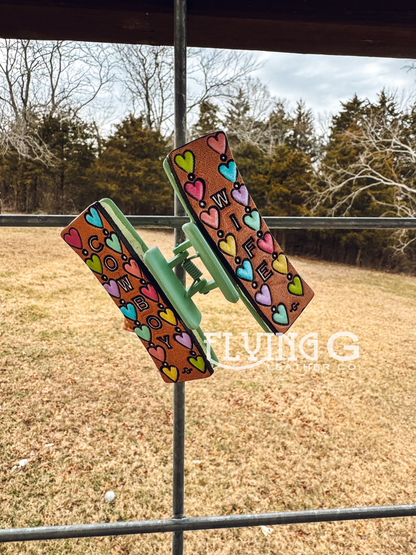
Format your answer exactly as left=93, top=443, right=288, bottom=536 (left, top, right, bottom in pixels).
left=251, top=52, right=416, bottom=117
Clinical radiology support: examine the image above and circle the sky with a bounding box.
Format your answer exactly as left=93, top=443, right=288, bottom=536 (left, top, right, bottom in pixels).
left=251, top=52, right=416, bottom=117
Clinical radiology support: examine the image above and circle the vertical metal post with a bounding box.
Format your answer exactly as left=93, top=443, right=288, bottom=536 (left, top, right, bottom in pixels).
left=172, top=1, right=187, bottom=554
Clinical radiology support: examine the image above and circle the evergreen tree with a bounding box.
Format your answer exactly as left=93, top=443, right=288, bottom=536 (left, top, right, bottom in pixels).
left=192, top=101, right=220, bottom=137
left=90, top=115, right=172, bottom=214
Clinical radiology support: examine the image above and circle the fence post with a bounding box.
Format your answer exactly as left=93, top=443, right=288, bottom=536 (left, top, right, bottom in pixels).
left=172, top=1, right=187, bottom=554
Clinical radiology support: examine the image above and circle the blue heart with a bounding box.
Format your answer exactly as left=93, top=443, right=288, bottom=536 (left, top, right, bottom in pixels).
left=219, top=160, right=237, bottom=182
left=85, top=207, right=103, bottom=228
left=272, top=303, right=289, bottom=326
left=236, top=259, right=253, bottom=281
left=120, top=303, right=137, bottom=321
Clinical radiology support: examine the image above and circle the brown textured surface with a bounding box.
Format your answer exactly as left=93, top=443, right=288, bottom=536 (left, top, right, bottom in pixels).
left=61, top=202, right=213, bottom=383
left=168, top=131, right=314, bottom=335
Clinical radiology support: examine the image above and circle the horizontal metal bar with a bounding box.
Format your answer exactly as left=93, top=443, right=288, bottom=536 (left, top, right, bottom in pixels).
left=0, top=215, right=189, bottom=228
left=1, top=215, right=416, bottom=229
left=1, top=504, right=416, bottom=543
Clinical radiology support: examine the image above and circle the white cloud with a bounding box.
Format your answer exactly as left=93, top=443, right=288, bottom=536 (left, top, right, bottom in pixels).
left=251, top=52, right=416, bottom=116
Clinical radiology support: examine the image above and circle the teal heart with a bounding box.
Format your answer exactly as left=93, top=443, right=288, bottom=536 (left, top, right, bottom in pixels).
left=85, top=207, right=103, bottom=228
left=134, top=324, right=151, bottom=342
left=273, top=303, right=289, bottom=326
left=105, top=232, right=122, bottom=253
left=243, top=210, right=261, bottom=232
left=121, top=303, right=137, bottom=321
left=219, top=160, right=237, bottom=182
left=236, top=259, right=253, bottom=281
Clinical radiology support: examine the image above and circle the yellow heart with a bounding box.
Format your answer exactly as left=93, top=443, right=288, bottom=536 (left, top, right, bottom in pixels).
left=273, top=253, right=288, bottom=274
left=219, top=234, right=236, bottom=257
left=159, top=308, right=177, bottom=326
left=161, top=365, right=178, bottom=382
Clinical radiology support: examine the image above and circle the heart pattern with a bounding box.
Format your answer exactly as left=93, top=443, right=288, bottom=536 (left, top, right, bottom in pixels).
left=85, top=207, right=103, bottom=228
left=174, top=150, right=195, bottom=174
left=219, top=160, right=237, bottom=182
left=120, top=303, right=137, bottom=321
left=231, top=185, right=249, bottom=206
left=255, top=284, right=271, bottom=306
left=123, top=258, right=141, bottom=278
left=140, top=284, right=158, bottom=302
left=288, top=275, right=303, bottom=296
left=273, top=254, right=288, bottom=274
left=105, top=232, right=122, bottom=253
left=62, top=202, right=214, bottom=384
left=207, top=131, right=227, bottom=154
left=258, top=232, right=274, bottom=254
left=63, top=228, right=82, bottom=249
left=134, top=324, right=151, bottom=342
left=174, top=332, right=192, bottom=349
left=86, top=254, right=102, bottom=274
left=161, top=365, right=179, bottom=382
left=236, top=259, right=253, bottom=281
left=200, top=206, right=219, bottom=229
left=188, top=356, right=206, bottom=373
left=185, top=178, right=205, bottom=201
left=159, top=308, right=177, bottom=326
left=103, top=279, right=120, bottom=298
left=148, top=345, right=166, bottom=362
left=243, top=210, right=261, bottom=232
left=219, top=234, right=236, bottom=257
left=273, top=303, right=289, bottom=325
left=166, top=130, right=314, bottom=338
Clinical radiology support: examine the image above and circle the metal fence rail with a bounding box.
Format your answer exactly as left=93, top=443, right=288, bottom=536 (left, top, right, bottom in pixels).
left=1, top=505, right=416, bottom=543
left=1, top=214, right=416, bottom=229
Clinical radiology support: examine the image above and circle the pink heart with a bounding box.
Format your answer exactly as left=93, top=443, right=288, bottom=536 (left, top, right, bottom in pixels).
left=63, top=227, right=82, bottom=249
left=231, top=185, right=249, bottom=206
left=258, top=232, right=274, bottom=254
left=200, top=206, right=219, bottom=229
left=123, top=259, right=141, bottom=278
left=174, top=332, right=192, bottom=349
left=255, top=284, right=272, bottom=306
left=148, top=345, right=166, bottom=362
left=207, top=132, right=227, bottom=154
left=140, top=284, right=158, bottom=302
left=185, top=178, right=205, bottom=201
left=103, top=279, right=120, bottom=298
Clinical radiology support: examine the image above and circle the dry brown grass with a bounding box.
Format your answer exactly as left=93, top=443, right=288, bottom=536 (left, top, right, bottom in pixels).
left=1, top=227, right=416, bottom=554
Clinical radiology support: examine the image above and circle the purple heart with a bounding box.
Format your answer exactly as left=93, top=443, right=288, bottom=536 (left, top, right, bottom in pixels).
left=231, top=185, right=249, bottom=206
left=255, top=284, right=271, bottom=306
left=174, top=332, right=192, bottom=349
left=103, top=279, right=120, bottom=298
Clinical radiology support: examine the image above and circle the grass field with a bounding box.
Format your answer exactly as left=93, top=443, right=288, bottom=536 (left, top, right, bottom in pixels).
left=1, top=227, right=416, bottom=554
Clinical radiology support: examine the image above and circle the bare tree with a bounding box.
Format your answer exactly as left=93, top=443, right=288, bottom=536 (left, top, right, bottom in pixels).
left=0, top=39, right=113, bottom=162
left=114, top=45, right=260, bottom=136
left=313, top=98, right=416, bottom=251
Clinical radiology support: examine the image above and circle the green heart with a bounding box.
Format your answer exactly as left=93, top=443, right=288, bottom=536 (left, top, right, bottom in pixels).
left=288, top=275, right=303, bottom=296
left=188, top=355, right=206, bottom=373
left=134, top=324, right=151, bottom=342
left=243, top=210, right=261, bottom=231
left=86, top=254, right=102, bottom=274
left=174, top=150, right=195, bottom=174
left=272, top=303, right=289, bottom=325
left=105, top=232, right=122, bottom=253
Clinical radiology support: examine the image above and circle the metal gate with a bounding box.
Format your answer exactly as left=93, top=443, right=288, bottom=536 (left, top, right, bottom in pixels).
left=1, top=0, right=416, bottom=553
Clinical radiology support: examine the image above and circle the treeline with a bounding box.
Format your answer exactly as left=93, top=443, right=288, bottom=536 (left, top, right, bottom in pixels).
left=2, top=90, right=416, bottom=272
left=1, top=37, right=416, bottom=272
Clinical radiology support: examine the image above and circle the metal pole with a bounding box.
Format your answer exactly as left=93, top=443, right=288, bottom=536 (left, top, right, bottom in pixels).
left=172, top=1, right=187, bottom=554
left=2, top=504, right=416, bottom=542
